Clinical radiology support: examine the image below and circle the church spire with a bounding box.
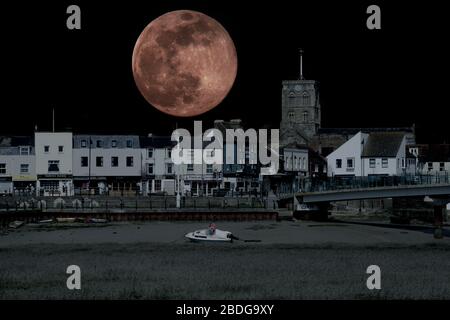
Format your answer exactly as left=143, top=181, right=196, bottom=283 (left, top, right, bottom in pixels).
left=299, top=49, right=305, bottom=80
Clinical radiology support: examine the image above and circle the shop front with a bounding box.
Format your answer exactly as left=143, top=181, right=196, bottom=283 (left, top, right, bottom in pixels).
left=37, top=174, right=74, bottom=196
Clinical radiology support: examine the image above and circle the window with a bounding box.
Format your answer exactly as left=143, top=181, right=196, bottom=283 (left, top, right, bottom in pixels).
left=96, top=157, right=103, bottom=167
left=428, top=162, right=433, bottom=171
left=0, top=163, right=6, bottom=174
left=48, top=160, right=60, bottom=172
left=126, top=156, right=133, bottom=167
left=347, top=158, right=354, bottom=170
left=111, top=140, right=117, bottom=148
left=81, top=157, right=88, bottom=167
left=154, top=180, right=161, bottom=192
left=401, top=158, right=405, bottom=168
left=166, top=149, right=172, bottom=158
left=111, top=157, right=119, bottom=167
left=126, top=140, right=133, bottom=148
left=96, top=140, right=102, bottom=148
left=369, top=158, right=376, bottom=168
left=166, top=163, right=173, bottom=174
left=288, top=111, right=295, bottom=121
left=147, top=163, right=154, bottom=174
left=44, top=145, right=49, bottom=153
left=148, top=148, right=153, bottom=158
left=382, top=158, right=388, bottom=168
left=81, top=140, right=87, bottom=148
left=303, top=111, right=308, bottom=123
left=58, top=146, right=64, bottom=153
left=20, top=147, right=30, bottom=155
left=336, top=159, right=342, bottom=169
left=206, top=164, right=213, bottom=174
left=20, top=164, right=29, bottom=174
left=187, top=164, right=194, bottom=171
left=302, top=92, right=311, bottom=105
left=40, top=180, right=58, bottom=191
left=439, top=162, right=445, bottom=171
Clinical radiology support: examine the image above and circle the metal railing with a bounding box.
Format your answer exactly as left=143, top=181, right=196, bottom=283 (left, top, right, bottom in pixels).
left=300, top=173, right=450, bottom=193
left=0, top=195, right=268, bottom=212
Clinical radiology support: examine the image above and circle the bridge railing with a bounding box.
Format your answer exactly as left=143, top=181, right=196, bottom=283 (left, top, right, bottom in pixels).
left=300, top=173, right=450, bottom=193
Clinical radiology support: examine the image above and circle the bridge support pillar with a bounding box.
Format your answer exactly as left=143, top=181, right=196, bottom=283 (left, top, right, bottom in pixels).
left=433, top=204, right=445, bottom=239
left=293, top=202, right=329, bottom=221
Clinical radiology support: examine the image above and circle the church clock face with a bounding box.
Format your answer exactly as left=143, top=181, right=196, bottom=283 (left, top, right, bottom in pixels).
left=294, top=84, right=302, bottom=92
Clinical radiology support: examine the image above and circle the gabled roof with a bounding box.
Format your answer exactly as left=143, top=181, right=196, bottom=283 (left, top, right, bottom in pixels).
left=362, top=132, right=405, bottom=157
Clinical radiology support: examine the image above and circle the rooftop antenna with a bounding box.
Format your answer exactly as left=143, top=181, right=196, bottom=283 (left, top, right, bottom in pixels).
left=52, top=108, right=55, bottom=132
left=299, top=49, right=305, bottom=80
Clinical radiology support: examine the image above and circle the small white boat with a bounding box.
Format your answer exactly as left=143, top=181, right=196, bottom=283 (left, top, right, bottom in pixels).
left=8, top=220, right=25, bottom=229
left=185, top=224, right=233, bottom=243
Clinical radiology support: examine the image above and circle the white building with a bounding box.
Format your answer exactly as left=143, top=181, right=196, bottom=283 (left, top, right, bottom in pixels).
left=179, top=147, right=223, bottom=197
left=283, top=147, right=309, bottom=175
left=35, top=132, right=74, bottom=196
left=73, top=135, right=142, bottom=195
left=361, top=132, right=410, bottom=176
left=140, top=136, right=176, bottom=195
left=0, top=136, right=36, bottom=195
left=416, top=144, right=450, bottom=175
left=327, top=131, right=412, bottom=177
left=327, top=132, right=368, bottom=177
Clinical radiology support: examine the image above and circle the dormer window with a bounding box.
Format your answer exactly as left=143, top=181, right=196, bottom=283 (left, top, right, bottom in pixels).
left=19, top=146, right=30, bottom=155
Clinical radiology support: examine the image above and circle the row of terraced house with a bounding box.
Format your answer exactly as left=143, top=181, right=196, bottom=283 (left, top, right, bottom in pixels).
left=1, top=127, right=448, bottom=197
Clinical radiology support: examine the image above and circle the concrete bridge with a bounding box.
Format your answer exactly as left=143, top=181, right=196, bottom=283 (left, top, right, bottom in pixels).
left=277, top=175, right=450, bottom=226
left=296, top=184, right=450, bottom=204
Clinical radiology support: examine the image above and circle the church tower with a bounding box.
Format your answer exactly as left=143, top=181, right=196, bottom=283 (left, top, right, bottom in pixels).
left=280, top=50, right=321, bottom=147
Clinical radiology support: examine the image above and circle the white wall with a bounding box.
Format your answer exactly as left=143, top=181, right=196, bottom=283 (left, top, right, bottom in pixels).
left=420, top=162, right=450, bottom=174
left=361, top=136, right=407, bottom=176
left=141, top=147, right=172, bottom=176
left=0, top=154, right=35, bottom=178
left=327, top=132, right=368, bottom=177
left=283, top=148, right=308, bottom=174
left=35, top=132, right=73, bottom=175
left=73, top=148, right=142, bottom=177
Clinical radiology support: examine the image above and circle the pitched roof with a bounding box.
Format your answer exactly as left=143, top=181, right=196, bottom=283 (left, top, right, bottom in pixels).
left=362, top=132, right=405, bottom=157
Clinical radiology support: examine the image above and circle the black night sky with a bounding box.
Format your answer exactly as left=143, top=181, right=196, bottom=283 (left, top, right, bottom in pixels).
left=1, top=1, right=448, bottom=142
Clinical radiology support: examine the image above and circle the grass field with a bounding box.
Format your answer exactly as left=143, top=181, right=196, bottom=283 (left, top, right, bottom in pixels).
left=1, top=242, right=450, bottom=299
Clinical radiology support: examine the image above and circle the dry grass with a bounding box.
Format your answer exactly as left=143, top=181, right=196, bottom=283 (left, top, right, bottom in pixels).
left=1, top=243, right=450, bottom=299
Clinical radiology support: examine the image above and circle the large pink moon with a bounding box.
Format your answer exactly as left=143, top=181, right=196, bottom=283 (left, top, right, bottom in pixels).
left=132, top=10, right=238, bottom=117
